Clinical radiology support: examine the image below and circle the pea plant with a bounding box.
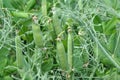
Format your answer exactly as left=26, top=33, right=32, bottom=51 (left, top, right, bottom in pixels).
left=0, top=0, right=120, bottom=80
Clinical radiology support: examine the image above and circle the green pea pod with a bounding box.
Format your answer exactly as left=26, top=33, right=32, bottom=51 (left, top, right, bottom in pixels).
left=68, top=28, right=73, bottom=69
left=15, top=34, right=24, bottom=68
left=67, top=28, right=74, bottom=80
left=32, top=23, right=43, bottom=47
left=53, top=7, right=62, bottom=36
left=41, top=0, right=47, bottom=16
left=25, top=0, right=36, bottom=11
left=57, top=38, right=68, bottom=70
left=11, top=11, right=30, bottom=18
left=0, top=0, right=3, bottom=8
left=15, top=33, right=33, bottom=80
left=78, top=0, right=83, bottom=10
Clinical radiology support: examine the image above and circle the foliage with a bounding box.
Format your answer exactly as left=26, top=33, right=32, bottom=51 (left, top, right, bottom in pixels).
left=0, top=0, right=120, bottom=80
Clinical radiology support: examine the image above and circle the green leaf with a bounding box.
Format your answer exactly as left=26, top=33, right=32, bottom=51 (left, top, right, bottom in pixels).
left=107, top=33, right=116, bottom=53
left=41, top=58, right=53, bottom=72
left=103, top=17, right=117, bottom=35
left=0, top=47, right=9, bottom=71
left=0, top=47, right=9, bottom=57
left=93, top=43, right=113, bottom=66
left=114, top=29, right=120, bottom=61
left=93, top=15, right=103, bottom=32
left=4, top=76, right=13, bottom=80
left=103, top=0, right=118, bottom=9
left=103, top=71, right=120, bottom=80
left=3, top=0, right=13, bottom=8
left=10, top=0, right=26, bottom=10
left=25, top=0, right=36, bottom=11
left=73, top=48, right=89, bottom=71
left=0, top=58, right=7, bottom=71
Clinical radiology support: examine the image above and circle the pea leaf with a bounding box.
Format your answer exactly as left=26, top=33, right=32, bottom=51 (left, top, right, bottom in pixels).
left=0, top=47, right=9, bottom=76
left=107, top=33, right=116, bottom=53
left=114, top=29, right=120, bottom=62
left=41, top=58, right=53, bottom=73
left=102, top=17, right=117, bottom=35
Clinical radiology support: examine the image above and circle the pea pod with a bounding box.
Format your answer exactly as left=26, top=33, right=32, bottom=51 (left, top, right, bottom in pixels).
left=11, top=11, right=30, bottom=18
left=67, top=27, right=74, bottom=80
left=67, top=28, right=73, bottom=69
left=41, top=0, right=47, bottom=16
left=52, top=7, right=62, bottom=36
left=0, top=0, right=3, bottom=8
left=78, top=0, right=83, bottom=10
left=32, top=18, right=43, bottom=47
left=15, top=33, right=24, bottom=68
left=56, top=37, right=68, bottom=70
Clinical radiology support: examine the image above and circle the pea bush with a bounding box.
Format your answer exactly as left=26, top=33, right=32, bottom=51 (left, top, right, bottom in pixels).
left=0, top=0, right=120, bottom=80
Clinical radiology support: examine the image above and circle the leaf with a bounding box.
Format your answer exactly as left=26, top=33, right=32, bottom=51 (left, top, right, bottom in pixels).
left=4, top=76, right=13, bottom=80
left=0, top=47, right=9, bottom=57
left=102, top=17, right=118, bottom=35
left=10, top=0, right=26, bottom=10
left=103, top=0, right=118, bottom=9
left=4, top=66, right=16, bottom=75
left=0, top=58, right=7, bottom=71
left=41, top=58, right=53, bottom=73
left=19, top=26, right=28, bottom=35
left=3, top=0, right=13, bottom=8
left=114, top=29, right=120, bottom=61
left=103, top=71, right=120, bottom=80
left=0, top=47, right=9, bottom=71
left=73, top=54, right=83, bottom=71
left=93, top=43, right=113, bottom=66
left=73, top=48, right=89, bottom=71
left=78, top=0, right=83, bottom=10
left=107, top=33, right=116, bottom=53
left=93, top=15, right=103, bottom=32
